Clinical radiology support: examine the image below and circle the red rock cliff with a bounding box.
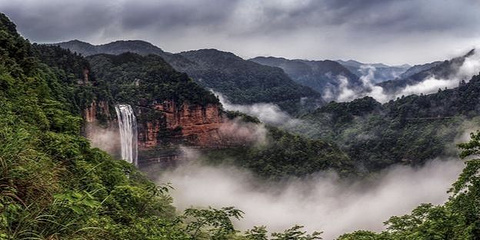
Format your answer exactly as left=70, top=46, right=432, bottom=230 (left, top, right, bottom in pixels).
left=84, top=100, right=254, bottom=152
left=83, top=100, right=110, bottom=123
left=138, top=100, right=225, bottom=148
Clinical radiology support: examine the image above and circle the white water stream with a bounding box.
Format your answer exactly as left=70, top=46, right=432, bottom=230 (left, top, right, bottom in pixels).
left=115, top=104, right=138, bottom=166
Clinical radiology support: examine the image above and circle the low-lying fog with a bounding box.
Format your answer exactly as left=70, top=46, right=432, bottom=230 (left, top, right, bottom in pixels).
left=155, top=151, right=463, bottom=240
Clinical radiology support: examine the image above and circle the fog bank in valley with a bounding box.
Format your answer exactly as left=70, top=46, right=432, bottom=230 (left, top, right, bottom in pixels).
left=213, top=91, right=301, bottom=127
left=155, top=151, right=463, bottom=240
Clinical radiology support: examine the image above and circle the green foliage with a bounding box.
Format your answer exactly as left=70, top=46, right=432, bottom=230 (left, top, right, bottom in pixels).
left=183, top=206, right=244, bottom=239
left=244, top=226, right=268, bottom=240
left=172, top=49, right=322, bottom=115
left=296, top=82, right=480, bottom=171
left=340, top=131, right=480, bottom=240
left=203, top=126, right=354, bottom=180
left=0, top=13, right=179, bottom=239
left=87, top=52, right=220, bottom=107
left=271, top=225, right=322, bottom=240
left=226, top=111, right=261, bottom=124
left=337, top=230, right=383, bottom=240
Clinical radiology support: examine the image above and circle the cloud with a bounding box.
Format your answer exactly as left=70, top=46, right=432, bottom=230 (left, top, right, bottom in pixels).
left=329, top=49, right=480, bottom=103
left=156, top=156, right=463, bottom=240
left=213, top=91, right=301, bottom=127
left=218, top=119, right=268, bottom=146
left=84, top=123, right=120, bottom=156
left=1, top=0, right=480, bottom=64
left=392, top=49, right=480, bottom=98
left=329, top=66, right=390, bottom=103
left=333, top=76, right=357, bottom=102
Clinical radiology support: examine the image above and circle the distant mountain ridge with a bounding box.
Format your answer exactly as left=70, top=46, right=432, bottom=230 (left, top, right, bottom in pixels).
left=55, top=40, right=322, bottom=115
left=336, top=59, right=411, bottom=83
left=54, top=39, right=169, bottom=57
left=399, top=61, right=443, bottom=79
left=55, top=40, right=476, bottom=107
left=173, top=49, right=323, bottom=114
left=379, top=49, right=475, bottom=93
left=295, top=72, right=480, bottom=171
left=249, top=56, right=362, bottom=99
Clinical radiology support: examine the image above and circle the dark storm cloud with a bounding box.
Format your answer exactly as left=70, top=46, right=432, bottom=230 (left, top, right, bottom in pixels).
left=1, top=0, right=117, bottom=42
left=1, top=0, right=479, bottom=64
left=120, top=0, right=238, bottom=31
left=321, top=0, right=480, bottom=34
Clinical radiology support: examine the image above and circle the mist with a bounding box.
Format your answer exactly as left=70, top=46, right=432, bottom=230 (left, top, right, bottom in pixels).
left=213, top=91, right=300, bottom=127
left=155, top=150, right=463, bottom=240
left=331, top=49, right=480, bottom=103
left=84, top=123, right=120, bottom=156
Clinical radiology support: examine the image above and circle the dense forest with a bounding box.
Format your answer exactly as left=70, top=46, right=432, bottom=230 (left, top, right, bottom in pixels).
left=294, top=78, right=480, bottom=172
left=338, top=134, right=480, bottom=239
left=250, top=56, right=361, bottom=96
left=378, top=50, right=473, bottom=93
left=202, top=121, right=354, bottom=180
left=173, top=49, right=323, bottom=115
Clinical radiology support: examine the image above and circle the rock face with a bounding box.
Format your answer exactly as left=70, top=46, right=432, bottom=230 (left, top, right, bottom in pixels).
left=83, top=99, right=257, bottom=164
left=83, top=100, right=111, bottom=123
left=138, top=100, right=225, bottom=148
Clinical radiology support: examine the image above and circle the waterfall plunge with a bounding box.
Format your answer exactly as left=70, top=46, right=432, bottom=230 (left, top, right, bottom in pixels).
left=115, top=104, right=138, bottom=166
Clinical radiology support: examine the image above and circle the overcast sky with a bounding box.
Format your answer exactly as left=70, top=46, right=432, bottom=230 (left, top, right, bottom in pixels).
left=1, top=0, right=480, bottom=65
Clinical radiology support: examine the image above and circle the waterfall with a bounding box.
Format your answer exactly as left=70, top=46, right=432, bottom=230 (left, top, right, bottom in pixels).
left=115, top=104, right=138, bottom=166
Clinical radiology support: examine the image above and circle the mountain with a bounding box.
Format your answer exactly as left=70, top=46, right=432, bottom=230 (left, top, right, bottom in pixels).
left=294, top=73, right=480, bottom=172
left=250, top=56, right=361, bottom=99
left=55, top=40, right=322, bottom=115
left=171, top=50, right=323, bottom=114
left=399, top=61, right=442, bottom=79
left=83, top=50, right=351, bottom=178
left=379, top=49, right=475, bottom=93
left=55, top=39, right=169, bottom=57
left=4, top=12, right=480, bottom=240
left=336, top=59, right=411, bottom=83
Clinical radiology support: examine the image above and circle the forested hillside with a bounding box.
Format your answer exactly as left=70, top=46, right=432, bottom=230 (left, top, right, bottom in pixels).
left=338, top=135, right=480, bottom=239
left=173, top=49, right=322, bottom=114
left=296, top=75, right=480, bottom=171
left=54, top=39, right=170, bottom=58
left=379, top=50, right=474, bottom=93
left=250, top=56, right=361, bottom=98
left=336, top=60, right=410, bottom=83
left=56, top=40, right=323, bottom=115
left=0, top=13, right=183, bottom=239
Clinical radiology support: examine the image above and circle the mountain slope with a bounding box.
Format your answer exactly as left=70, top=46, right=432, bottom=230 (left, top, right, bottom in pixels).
left=379, top=50, right=475, bottom=93
left=172, top=49, right=322, bottom=114
left=55, top=39, right=169, bottom=58
left=336, top=60, right=410, bottom=83
left=250, top=56, right=361, bottom=100
left=55, top=40, right=322, bottom=115
left=295, top=73, right=480, bottom=171
left=0, top=13, right=181, bottom=239
left=399, top=61, right=443, bottom=79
